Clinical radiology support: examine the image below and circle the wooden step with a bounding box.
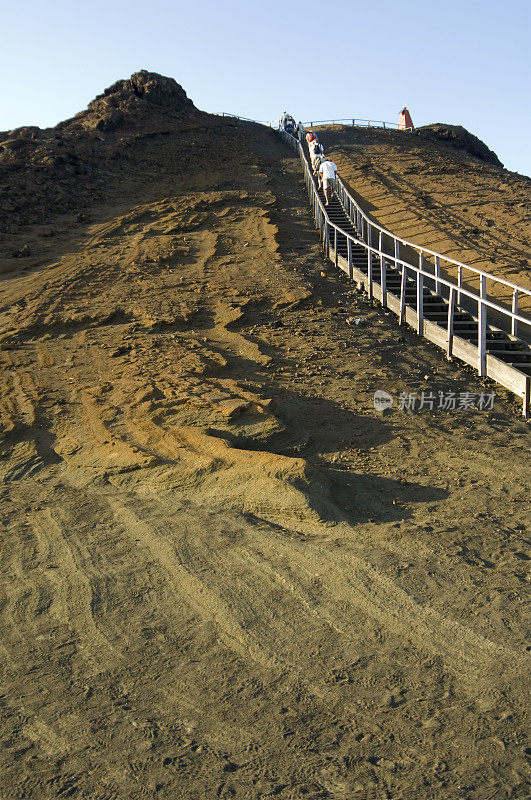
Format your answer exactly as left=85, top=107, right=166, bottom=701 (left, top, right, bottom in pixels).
left=487, top=350, right=531, bottom=358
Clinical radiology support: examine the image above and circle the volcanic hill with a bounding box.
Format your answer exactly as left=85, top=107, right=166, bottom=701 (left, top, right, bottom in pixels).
left=0, top=72, right=529, bottom=800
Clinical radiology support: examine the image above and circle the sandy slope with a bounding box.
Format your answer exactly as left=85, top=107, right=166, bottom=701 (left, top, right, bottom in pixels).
left=0, top=78, right=530, bottom=799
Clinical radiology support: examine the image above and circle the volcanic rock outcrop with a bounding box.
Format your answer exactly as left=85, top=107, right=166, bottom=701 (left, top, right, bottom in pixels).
left=0, top=71, right=199, bottom=229
left=67, top=69, right=197, bottom=132
left=415, top=122, right=503, bottom=167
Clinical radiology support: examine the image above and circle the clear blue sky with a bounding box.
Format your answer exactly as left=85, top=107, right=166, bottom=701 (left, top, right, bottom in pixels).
left=2, top=0, right=530, bottom=176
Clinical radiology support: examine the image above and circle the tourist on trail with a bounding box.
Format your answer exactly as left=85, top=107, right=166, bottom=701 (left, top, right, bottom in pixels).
left=310, top=140, right=324, bottom=167
left=306, top=130, right=318, bottom=148
left=284, top=115, right=296, bottom=135
left=319, top=157, right=338, bottom=205
left=313, top=153, right=327, bottom=189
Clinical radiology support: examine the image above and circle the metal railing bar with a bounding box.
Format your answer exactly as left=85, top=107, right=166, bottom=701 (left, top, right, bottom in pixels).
left=217, top=112, right=270, bottom=124
left=334, top=233, right=531, bottom=327
left=335, top=173, right=531, bottom=298
left=512, top=290, right=519, bottom=337
left=278, top=127, right=531, bottom=415
left=447, top=287, right=455, bottom=359
left=302, top=118, right=402, bottom=129
left=279, top=128, right=531, bottom=326
left=418, top=252, right=424, bottom=335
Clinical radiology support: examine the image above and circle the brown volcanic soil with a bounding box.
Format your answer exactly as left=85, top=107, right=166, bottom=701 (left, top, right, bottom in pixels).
left=0, top=74, right=529, bottom=800
left=315, top=124, right=531, bottom=313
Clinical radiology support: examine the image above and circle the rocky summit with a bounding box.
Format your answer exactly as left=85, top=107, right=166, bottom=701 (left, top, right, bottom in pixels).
left=74, top=69, right=197, bottom=131
left=0, top=72, right=200, bottom=229
left=415, top=122, right=504, bottom=167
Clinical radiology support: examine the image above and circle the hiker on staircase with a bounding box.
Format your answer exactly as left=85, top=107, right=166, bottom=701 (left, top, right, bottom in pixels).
left=309, top=139, right=324, bottom=169
left=305, top=130, right=318, bottom=149
left=318, top=157, right=338, bottom=206
left=313, top=152, right=327, bottom=189
left=284, top=115, right=296, bottom=135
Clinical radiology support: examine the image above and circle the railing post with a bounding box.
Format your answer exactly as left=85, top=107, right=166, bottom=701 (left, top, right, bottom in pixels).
left=394, top=239, right=400, bottom=273
left=512, top=289, right=519, bottom=337
left=417, top=252, right=424, bottom=334
left=447, top=286, right=455, bottom=359
left=347, top=237, right=353, bottom=279
left=435, top=255, right=441, bottom=295
left=379, top=231, right=387, bottom=308
left=334, top=227, right=338, bottom=268
left=457, top=265, right=463, bottom=305
left=478, top=298, right=487, bottom=377
left=399, top=263, right=407, bottom=325
left=367, top=225, right=373, bottom=298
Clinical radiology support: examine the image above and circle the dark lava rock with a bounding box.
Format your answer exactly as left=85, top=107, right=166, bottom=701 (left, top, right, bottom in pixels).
left=104, top=70, right=194, bottom=112
left=0, top=71, right=200, bottom=229
left=12, top=243, right=32, bottom=258
left=415, top=123, right=503, bottom=168
left=64, top=70, right=196, bottom=132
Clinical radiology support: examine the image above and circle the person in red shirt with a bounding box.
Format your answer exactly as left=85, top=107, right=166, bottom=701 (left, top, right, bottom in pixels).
left=306, top=131, right=317, bottom=148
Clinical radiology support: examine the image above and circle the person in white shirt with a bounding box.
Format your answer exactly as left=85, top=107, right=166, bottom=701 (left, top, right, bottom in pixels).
left=313, top=153, right=327, bottom=189
left=318, top=158, right=338, bottom=205
left=310, top=141, right=324, bottom=169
